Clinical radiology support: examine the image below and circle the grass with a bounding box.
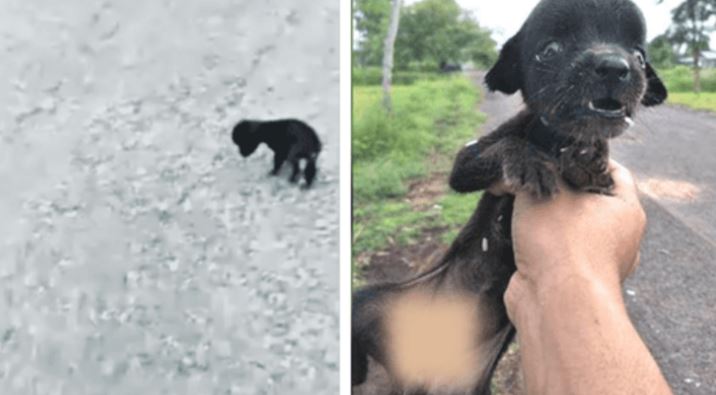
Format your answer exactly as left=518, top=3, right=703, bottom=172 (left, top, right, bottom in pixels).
left=437, top=192, right=481, bottom=243
left=658, top=66, right=716, bottom=112
left=353, top=67, right=446, bottom=86
left=668, top=92, right=716, bottom=112
left=353, top=76, right=485, bottom=203
left=658, top=66, right=716, bottom=93
left=352, top=74, right=486, bottom=276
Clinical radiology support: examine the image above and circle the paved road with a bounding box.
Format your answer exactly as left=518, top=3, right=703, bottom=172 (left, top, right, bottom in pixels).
left=0, top=1, right=339, bottom=394
left=473, top=72, right=716, bottom=395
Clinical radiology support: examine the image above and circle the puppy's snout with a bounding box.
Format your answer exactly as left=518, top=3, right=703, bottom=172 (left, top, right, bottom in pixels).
left=594, top=54, right=631, bottom=83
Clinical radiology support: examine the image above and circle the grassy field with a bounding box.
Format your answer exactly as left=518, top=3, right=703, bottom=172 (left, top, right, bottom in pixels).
left=668, top=92, right=716, bottom=112
left=660, top=66, right=716, bottom=112
left=352, top=74, right=485, bottom=282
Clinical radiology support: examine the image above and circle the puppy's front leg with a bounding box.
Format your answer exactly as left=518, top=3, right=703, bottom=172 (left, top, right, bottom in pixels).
left=289, top=161, right=301, bottom=183
left=449, top=141, right=501, bottom=193
left=271, top=150, right=288, bottom=175
left=450, top=137, right=559, bottom=199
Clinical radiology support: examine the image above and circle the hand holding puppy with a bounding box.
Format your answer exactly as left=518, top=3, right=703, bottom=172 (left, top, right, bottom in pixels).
left=504, top=160, right=672, bottom=395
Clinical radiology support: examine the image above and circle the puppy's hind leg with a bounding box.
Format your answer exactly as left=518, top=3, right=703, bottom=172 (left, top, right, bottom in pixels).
left=303, top=155, right=317, bottom=187
left=285, top=146, right=302, bottom=183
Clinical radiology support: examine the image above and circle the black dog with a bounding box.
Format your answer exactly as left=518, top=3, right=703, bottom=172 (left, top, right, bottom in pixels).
left=352, top=0, right=667, bottom=393
left=231, top=119, right=322, bottom=187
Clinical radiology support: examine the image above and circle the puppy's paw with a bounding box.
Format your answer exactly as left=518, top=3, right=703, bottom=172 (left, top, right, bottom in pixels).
left=580, top=172, right=615, bottom=195
left=559, top=143, right=613, bottom=194
left=503, top=158, right=558, bottom=199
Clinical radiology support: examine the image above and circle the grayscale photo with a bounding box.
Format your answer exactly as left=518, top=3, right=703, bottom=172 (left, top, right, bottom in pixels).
left=0, top=0, right=339, bottom=394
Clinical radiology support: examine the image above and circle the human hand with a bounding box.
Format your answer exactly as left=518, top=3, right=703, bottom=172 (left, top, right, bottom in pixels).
left=504, top=160, right=645, bottom=323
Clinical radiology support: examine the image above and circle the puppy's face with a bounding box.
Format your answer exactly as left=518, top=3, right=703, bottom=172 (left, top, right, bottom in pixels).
left=486, top=0, right=667, bottom=140
left=232, top=121, right=260, bottom=157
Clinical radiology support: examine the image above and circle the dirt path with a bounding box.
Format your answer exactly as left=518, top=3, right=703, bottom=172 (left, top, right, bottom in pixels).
left=472, top=71, right=716, bottom=395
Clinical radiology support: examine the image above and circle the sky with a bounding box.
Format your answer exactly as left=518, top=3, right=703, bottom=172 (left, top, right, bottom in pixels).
left=405, top=0, right=690, bottom=46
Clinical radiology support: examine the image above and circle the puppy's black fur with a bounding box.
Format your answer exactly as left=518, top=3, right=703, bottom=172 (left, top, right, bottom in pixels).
left=232, top=119, right=322, bottom=187
left=352, top=0, right=667, bottom=393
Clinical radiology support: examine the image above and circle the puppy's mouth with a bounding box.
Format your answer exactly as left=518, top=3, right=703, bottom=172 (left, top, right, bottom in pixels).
left=588, top=98, right=627, bottom=119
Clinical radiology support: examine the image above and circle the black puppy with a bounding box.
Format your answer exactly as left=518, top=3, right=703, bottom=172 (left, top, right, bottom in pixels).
left=352, top=0, right=667, bottom=394
left=231, top=118, right=322, bottom=187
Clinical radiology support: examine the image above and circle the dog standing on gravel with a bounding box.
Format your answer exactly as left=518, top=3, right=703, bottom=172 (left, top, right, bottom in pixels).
left=232, top=118, right=322, bottom=188
left=352, top=0, right=667, bottom=393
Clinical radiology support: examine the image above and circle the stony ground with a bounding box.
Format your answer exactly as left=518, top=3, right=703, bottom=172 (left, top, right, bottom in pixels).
left=0, top=1, right=339, bottom=394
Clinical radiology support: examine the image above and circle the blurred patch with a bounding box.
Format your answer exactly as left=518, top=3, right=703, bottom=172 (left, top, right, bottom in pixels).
left=383, top=290, right=486, bottom=393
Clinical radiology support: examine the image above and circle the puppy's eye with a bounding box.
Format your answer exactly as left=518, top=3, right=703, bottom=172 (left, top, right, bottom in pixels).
left=634, top=50, right=646, bottom=69
left=536, top=41, right=563, bottom=61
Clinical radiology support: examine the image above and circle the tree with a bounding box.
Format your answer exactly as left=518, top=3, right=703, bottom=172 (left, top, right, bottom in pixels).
left=353, top=0, right=497, bottom=70
left=648, top=34, right=678, bottom=69
left=663, top=0, right=715, bottom=92
left=382, top=0, right=402, bottom=111
left=395, top=0, right=496, bottom=69
left=353, top=0, right=391, bottom=66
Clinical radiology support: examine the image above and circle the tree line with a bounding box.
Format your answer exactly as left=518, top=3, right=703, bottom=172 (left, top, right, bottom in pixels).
left=355, top=0, right=716, bottom=106
left=354, top=0, right=497, bottom=71
left=650, top=0, right=715, bottom=92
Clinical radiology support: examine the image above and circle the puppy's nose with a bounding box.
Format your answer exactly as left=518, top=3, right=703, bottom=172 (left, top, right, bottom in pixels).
left=594, top=54, right=631, bottom=82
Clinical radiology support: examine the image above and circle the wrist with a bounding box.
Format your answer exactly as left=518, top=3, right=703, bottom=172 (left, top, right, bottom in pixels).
left=536, top=268, right=623, bottom=305
left=508, top=268, right=625, bottom=331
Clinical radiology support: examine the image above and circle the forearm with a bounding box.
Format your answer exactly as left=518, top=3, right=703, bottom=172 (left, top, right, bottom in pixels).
left=514, top=273, right=672, bottom=395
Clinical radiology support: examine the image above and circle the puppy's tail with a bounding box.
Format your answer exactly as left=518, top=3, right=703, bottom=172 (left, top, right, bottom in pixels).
left=473, top=323, right=515, bottom=395
left=352, top=284, right=392, bottom=386
left=352, top=334, right=369, bottom=386
left=304, top=155, right=318, bottom=187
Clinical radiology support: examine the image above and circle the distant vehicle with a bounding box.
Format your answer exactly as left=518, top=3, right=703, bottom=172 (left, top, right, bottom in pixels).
left=439, top=60, right=462, bottom=73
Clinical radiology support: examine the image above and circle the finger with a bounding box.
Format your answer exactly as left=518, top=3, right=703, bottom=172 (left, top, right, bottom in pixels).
left=503, top=273, right=524, bottom=323
left=608, top=159, right=638, bottom=199
left=630, top=251, right=641, bottom=277
left=487, top=179, right=512, bottom=196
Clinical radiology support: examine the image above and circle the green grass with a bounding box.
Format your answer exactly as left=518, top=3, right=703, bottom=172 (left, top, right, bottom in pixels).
left=353, top=76, right=484, bottom=203
left=353, top=67, right=446, bottom=86
left=352, top=192, right=481, bottom=257
left=668, top=92, right=716, bottom=112
left=656, top=66, right=716, bottom=112
left=352, top=75, right=485, bottom=265
left=437, top=192, right=481, bottom=243
left=353, top=201, right=436, bottom=256
left=658, top=66, right=716, bottom=93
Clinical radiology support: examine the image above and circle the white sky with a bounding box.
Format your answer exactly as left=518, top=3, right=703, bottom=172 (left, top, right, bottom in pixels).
left=405, top=0, right=689, bottom=45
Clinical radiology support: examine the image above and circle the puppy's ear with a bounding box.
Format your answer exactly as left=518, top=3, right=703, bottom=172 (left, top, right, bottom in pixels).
left=485, top=33, right=522, bottom=94
left=641, top=63, right=668, bottom=106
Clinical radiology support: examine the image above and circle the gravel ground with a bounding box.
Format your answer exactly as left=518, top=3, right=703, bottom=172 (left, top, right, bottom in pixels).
left=0, top=1, right=339, bottom=394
